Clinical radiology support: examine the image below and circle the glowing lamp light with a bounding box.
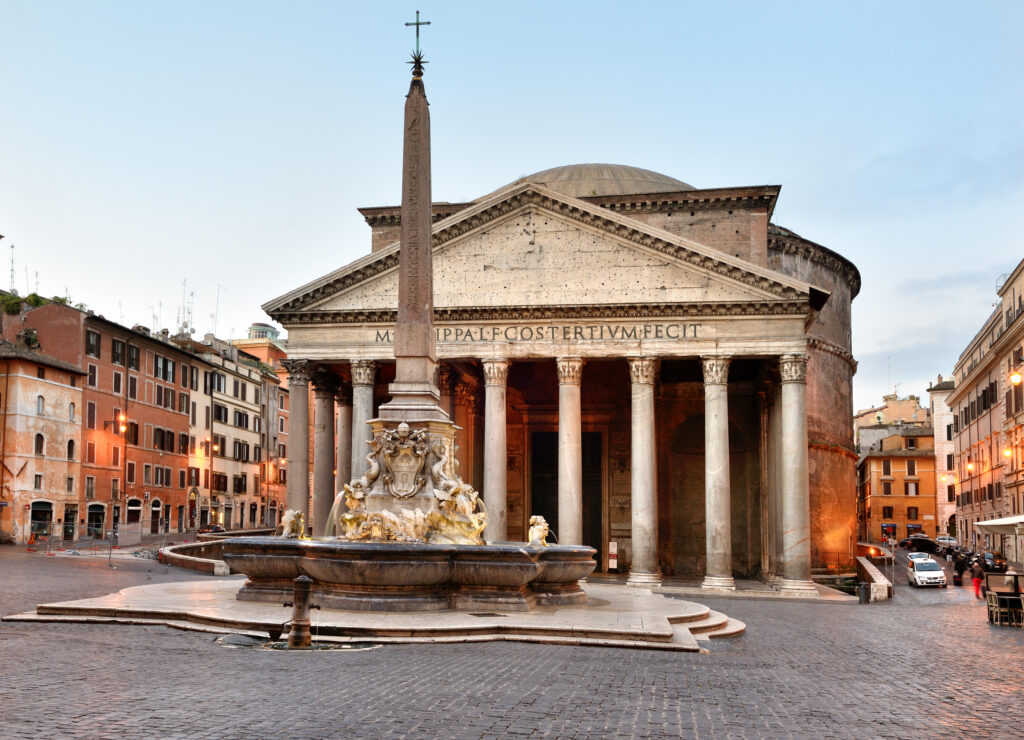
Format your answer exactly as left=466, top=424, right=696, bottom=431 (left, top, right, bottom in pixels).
left=1005, top=448, right=1013, bottom=458
left=212, top=444, right=220, bottom=453
left=1012, top=371, right=1023, bottom=386
left=967, top=462, right=975, bottom=472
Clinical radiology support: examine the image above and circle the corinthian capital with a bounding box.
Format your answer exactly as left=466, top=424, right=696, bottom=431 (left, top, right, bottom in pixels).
left=556, top=357, right=584, bottom=385
left=350, top=360, right=377, bottom=387
left=482, top=358, right=510, bottom=386
left=311, top=368, right=339, bottom=397
left=627, top=357, right=659, bottom=385
left=281, top=359, right=311, bottom=385
left=779, top=353, right=808, bottom=384
left=701, top=356, right=731, bottom=386
left=334, top=384, right=353, bottom=406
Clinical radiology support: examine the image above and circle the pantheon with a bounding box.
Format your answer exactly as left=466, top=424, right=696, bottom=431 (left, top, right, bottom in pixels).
left=264, top=163, right=860, bottom=593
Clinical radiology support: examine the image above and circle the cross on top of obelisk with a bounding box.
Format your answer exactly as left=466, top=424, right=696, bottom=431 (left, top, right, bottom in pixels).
left=405, top=10, right=430, bottom=77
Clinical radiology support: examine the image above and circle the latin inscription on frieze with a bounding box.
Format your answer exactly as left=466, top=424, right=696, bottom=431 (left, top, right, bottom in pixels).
left=374, top=323, right=701, bottom=344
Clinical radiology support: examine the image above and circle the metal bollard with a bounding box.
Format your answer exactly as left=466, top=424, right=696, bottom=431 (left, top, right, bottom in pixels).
left=285, top=575, right=317, bottom=649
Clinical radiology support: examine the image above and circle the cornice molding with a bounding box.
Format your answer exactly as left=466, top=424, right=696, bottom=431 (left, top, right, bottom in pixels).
left=272, top=300, right=810, bottom=326
left=807, top=336, right=858, bottom=373
left=768, top=231, right=861, bottom=298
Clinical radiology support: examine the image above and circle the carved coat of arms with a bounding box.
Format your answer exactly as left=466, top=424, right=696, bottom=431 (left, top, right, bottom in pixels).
left=381, top=422, right=429, bottom=498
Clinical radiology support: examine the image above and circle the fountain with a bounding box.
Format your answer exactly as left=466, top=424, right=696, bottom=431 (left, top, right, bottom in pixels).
left=221, top=34, right=596, bottom=612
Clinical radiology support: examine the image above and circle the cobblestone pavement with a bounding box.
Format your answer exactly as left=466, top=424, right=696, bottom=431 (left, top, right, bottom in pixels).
left=2, top=545, right=1023, bottom=740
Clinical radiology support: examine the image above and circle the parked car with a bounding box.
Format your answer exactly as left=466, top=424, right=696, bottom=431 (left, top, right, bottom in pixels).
left=905, top=537, right=940, bottom=554
left=197, top=523, right=226, bottom=534
left=935, top=535, right=957, bottom=548
left=974, top=551, right=1008, bottom=573
left=907, top=558, right=947, bottom=588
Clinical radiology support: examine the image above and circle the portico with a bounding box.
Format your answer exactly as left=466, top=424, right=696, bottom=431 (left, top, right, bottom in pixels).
left=265, top=164, right=858, bottom=589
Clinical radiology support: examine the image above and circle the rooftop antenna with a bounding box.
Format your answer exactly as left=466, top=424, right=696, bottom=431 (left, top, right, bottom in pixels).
left=118, top=301, right=125, bottom=325
left=33, top=270, right=39, bottom=294
left=24, top=266, right=30, bottom=296
left=211, top=283, right=226, bottom=337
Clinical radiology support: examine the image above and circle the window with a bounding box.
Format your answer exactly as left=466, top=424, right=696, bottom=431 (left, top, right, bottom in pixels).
left=36, top=395, right=44, bottom=415
left=213, top=404, right=229, bottom=423
left=128, top=376, right=137, bottom=400
left=278, top=443, right=286, bottom=459
left=905, top=481, right=918, bottom=496
left=191, top=366, right=198, bottom=391
left=111, top=446, right=120, bottom=467
left=69, top=402, right=75, bottom=422
left=278, top=468, right=287, bottom=484
left=907, top=460, right=916, bottom=476
left=127, top=462, right=136, bottom=484
left=37, top=367, right=45, bottom=379
left=212, top=434, right=226, bottom=456
left=112, top=339, right=126, bottom=366
left=179, top=392, right=188, bottom=413
left=85, top=477, right=95, bottom=499
left=882, top=506, right=893, bottom=519
left=279, top=416, right=285, bottom=433
left=113, top=372, right=122, bottom=395
left=906, top=438, right=916, bottom=449
left=191, top=401, right=196, bottom=425
left=179, top=469, right=186, bottom=488
left=907, top=507, right=919, bottom=520
left=233, top=379, right=240, bottom=398
left=34, top=473, right=43, bottom=490
left=111, top=478, right=120, bottom=498
left=87, top=364, right=97, bottom=387
left=34, top=433, right=44, bottom=455
left=882, top=481, right=892, bottom=496
left=233, top=410, right=249, bottom=429
left=67, top=476, right=75, bottom=493
left=947, top=484, right=956, bottom=503
left=86, top=441, right=96, bottom=463
left=67, top=440, right=75, bottom=459
left=946, top=453, right=954, bottom=470
left=126, top=422, right=139, bottom=446
left=882, top=459, right=891, bottom=476
left=86, top=330, right=101, bottom=357
left=144, top=464, right=152, bottom=485
left=946, top=424, right=952, bottom=441
left=156, top=385, right=163, bottom=407
left=128, top=345, right=139, bottom=370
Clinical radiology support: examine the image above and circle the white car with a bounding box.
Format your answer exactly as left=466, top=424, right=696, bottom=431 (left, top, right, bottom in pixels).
left=936, top=536, right=957, bottom=547
left=908, top=558, right=947, bottom=588
left=907, top=552, right=930, bottom=563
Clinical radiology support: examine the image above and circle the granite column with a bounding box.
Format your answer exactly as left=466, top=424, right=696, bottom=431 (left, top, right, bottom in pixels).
left=482, top=359, right=509, bottom=542
left=350, top=360, right=376, bottom=478
left=702, top=356, right=734, bottom=590
left=334, top=385, right=352, bottom=493
left=282, top=359, right=311, bottom=526
left=627, top=357, right=661, bottom=586
left=311, top=369, right=337, bottom=536
left=557, top=357, right=584, bottom=546
left=779, top=353, right=816, bottom=594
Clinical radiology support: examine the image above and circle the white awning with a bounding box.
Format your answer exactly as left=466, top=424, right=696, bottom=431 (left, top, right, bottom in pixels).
left=975, top=515, right=1024, bottom=536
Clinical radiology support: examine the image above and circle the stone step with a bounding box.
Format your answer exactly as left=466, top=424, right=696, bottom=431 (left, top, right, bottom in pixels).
left=704, top=617, right=746, bottom=639
left=683, top=609, right=729, bottom=634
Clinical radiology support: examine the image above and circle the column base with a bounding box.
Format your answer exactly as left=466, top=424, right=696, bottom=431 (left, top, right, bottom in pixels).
left=778, top=578, right=818, bottom=596
left=626, top=569, right=662, bottom=588
left=701, top=575, right=736, bottom=591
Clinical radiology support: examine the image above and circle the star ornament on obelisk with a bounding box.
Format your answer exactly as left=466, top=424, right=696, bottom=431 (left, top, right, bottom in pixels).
left=378, top=11, right=447, bottom=422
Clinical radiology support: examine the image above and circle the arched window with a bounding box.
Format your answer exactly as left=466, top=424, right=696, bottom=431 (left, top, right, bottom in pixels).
left=67, top=440, right=75, bottom=460
left=34, top=433, right=45, bottom=456
left=37, top=395, right=45, bottom=415
left=69, top=402, right=76, bottom=422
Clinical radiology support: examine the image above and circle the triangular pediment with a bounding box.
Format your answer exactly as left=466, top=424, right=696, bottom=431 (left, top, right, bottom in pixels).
left=264, top=183, right=824, bottom=323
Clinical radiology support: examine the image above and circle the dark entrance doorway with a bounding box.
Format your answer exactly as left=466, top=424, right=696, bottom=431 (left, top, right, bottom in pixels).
left=530, top=431, right=603, bottom=568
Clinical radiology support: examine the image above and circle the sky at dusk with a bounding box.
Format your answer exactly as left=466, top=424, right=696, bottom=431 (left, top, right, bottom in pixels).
left=2, top=1, right=1021, bottom=411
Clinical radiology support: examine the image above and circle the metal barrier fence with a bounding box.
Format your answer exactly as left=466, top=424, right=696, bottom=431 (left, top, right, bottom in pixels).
left=812, top=550, right=856, bottom=575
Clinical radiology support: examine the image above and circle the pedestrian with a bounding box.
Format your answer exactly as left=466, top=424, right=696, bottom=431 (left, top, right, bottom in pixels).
left=953, top=555, right=966, bottom=586
left=970, top=559, right=985, bottom=599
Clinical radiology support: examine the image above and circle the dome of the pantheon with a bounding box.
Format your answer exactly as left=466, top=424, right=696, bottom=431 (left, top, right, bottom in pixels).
left=520, top=163, right=695, bottom=198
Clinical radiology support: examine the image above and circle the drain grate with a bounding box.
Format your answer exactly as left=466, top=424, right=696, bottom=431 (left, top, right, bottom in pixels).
left=469, top=612, right=508, bottom=618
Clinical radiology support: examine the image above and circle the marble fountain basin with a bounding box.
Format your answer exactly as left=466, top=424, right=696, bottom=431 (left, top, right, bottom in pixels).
left=221, top=538, right=596, bottom=612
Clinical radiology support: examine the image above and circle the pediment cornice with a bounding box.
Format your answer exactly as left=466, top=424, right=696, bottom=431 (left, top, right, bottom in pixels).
left=272, top=300, right=810, bottom=326
left=264, top=184, right=819, bottom=319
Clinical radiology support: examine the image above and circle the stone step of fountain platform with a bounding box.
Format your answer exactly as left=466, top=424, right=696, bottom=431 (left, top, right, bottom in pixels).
left=5, top=581, right=746, bottom=652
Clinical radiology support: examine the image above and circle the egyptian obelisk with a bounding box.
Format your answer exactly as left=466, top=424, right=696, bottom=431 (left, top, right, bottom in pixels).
left=377, top=43, right=447, bottom=423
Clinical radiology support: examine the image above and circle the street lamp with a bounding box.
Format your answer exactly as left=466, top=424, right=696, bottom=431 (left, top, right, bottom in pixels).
left=1011, top=371, right=1022, bottom=386
left=967, top=461, right=975, bottom=472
